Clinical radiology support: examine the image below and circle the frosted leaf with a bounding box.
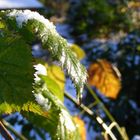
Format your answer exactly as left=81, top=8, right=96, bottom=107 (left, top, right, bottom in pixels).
left=34, top=64, right=47, bottom=81
left=60, top=48, right=67, bottom=68
left=34, top=93, right=45, bottom=105
left=7, top=10, right=55, bottom=32
left=59, top=109, right=76, bottom=132
left=5, top=10, right=87, bottom=100
left=34, top=93, right=51, bottom=111
left=34, top=64, right=47, bottom=76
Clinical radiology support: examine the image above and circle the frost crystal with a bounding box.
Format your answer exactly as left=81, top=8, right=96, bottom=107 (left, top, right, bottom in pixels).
left=59, top=109, right=76, bottom=132
left=7, top=10, right=57, bottom=34
left=34, top=93, right=51, bottom=111
left=60, top=49, right=66, bottom=67
left=34, top=93, right=45, bottom=105
left=8, top=10, right=50, bottom=28
left=34, top=64, right=47, bottom=76
left=34, top=64, right=47, bottom=81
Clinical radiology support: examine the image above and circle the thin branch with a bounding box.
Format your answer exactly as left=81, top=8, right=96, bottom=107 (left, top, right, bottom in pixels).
left=1, top=119, right=28, bottom=140
left=86, top=84, right=115, bottom=122
left=86, top=84, right=129, bottom=140
left=78, top=101, right=98, bottom=116
left=64, top=92, right=118, bottom=140
left=64, top=92, right=95, bottom=117
left=0, top=121, right=14, bottom=140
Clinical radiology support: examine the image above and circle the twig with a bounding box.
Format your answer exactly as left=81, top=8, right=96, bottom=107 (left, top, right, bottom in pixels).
left=86, top=84, right=129, bottom=140
left=0, top=121, right=14, bottom=140
left=78, top=101, right=98, bottom=115
left=64, top=92, right=95, bottom=117
left=86, top=84, right=115, bottom=122
left=1, top=119, right=28, bottom=140
left=64, top=92, right=117, bottom=140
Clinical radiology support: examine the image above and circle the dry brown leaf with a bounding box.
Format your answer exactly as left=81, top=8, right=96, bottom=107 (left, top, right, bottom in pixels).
left=87, top=59, right=121, bottom=99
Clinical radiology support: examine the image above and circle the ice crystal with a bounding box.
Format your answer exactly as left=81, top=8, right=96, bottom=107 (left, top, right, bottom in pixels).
left=59, top=109, right=76, bottom=132
left=7, top=10, right=55, bottom=32
left=34, top=93, right=51, bottom=111
left=34, top=64, right=47, bottom=81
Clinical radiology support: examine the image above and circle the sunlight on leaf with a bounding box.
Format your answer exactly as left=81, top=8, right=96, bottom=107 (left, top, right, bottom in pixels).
left=69, top=43, right=86, bottom=60
left=0, top=36, right=43, bottom=115
left=41, top=75, right=64, bottom=102
left=32, top=70, right=80, bottom=140
left=34, top=63, right=64, bottom=101
left=47, top=64, right=65, bottom=91
left=1, top=10, right=87, bottom=101
left=87, top=59, right=121, bottom=99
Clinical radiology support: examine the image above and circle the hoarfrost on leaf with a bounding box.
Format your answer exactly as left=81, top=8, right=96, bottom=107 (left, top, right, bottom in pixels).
left=34, top=93, right=45, bottom=105
left=34, top=64, right=47, bottom=81
left=59, top=109, right=76, bottom=132
left=34, top=64, right=47, bottom=76
left=34, top=93, right=51, bottom=111
left=60, top=49, right=66, bottom=67
left=7, top=10, right=57, bottom=35
left=5, top=9, right=87, bottom=100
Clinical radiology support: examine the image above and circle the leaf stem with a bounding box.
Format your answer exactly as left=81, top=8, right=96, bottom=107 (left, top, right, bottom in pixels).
left=64, top=92, right=95, bottom=117
left=86, top=84, right=115, bottom=122
left=64, top=92, right=118, bottom=140
left=86, top=84, right=129, bottom=140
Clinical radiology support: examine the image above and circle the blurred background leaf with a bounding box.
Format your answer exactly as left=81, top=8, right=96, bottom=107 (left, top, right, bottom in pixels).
left=69, top=43, right=86, bottom=60
left=73, top=116, right=86, bottom=140
left=87, top=59, right=121, bottom=99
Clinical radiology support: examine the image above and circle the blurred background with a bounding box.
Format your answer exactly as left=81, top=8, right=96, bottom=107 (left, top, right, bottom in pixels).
left=0, top=0, right=140, bottom=140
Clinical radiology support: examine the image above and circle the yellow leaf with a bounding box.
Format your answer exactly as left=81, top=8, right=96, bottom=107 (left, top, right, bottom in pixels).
left=128, top=1, right=140, bottom=9
left=73, top=116, right=86, bottom=140
left=47, top=64, right=65, bottom=91
left=87, top=59, right=121, bottom=99
left=69, top=44, right=86, bottom=60
left=0, top=21, right=5, bottom=29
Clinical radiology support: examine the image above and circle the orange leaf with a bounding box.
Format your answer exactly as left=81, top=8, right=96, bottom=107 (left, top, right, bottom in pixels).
left=87, top=59, right=121, bottom=99
left=73, top=116, right=86, bottom=140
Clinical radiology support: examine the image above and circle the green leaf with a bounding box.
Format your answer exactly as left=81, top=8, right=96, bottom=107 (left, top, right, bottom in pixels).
left=46, top=33, right=87, bottom=101
left=41, top=75, right=64, bottom=101
left=69, top=43, right=86, bottom=60
left=27, top=75, right=81, bottom=140
left=1, top=10, right=87, bottom=101
left=0, top=21, right=5, bottom=29
left=47, top=64, right=65, bottom=91
left=0, top=35, right=42, bottom=115
left=0, top=10, right=84, bottom=139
